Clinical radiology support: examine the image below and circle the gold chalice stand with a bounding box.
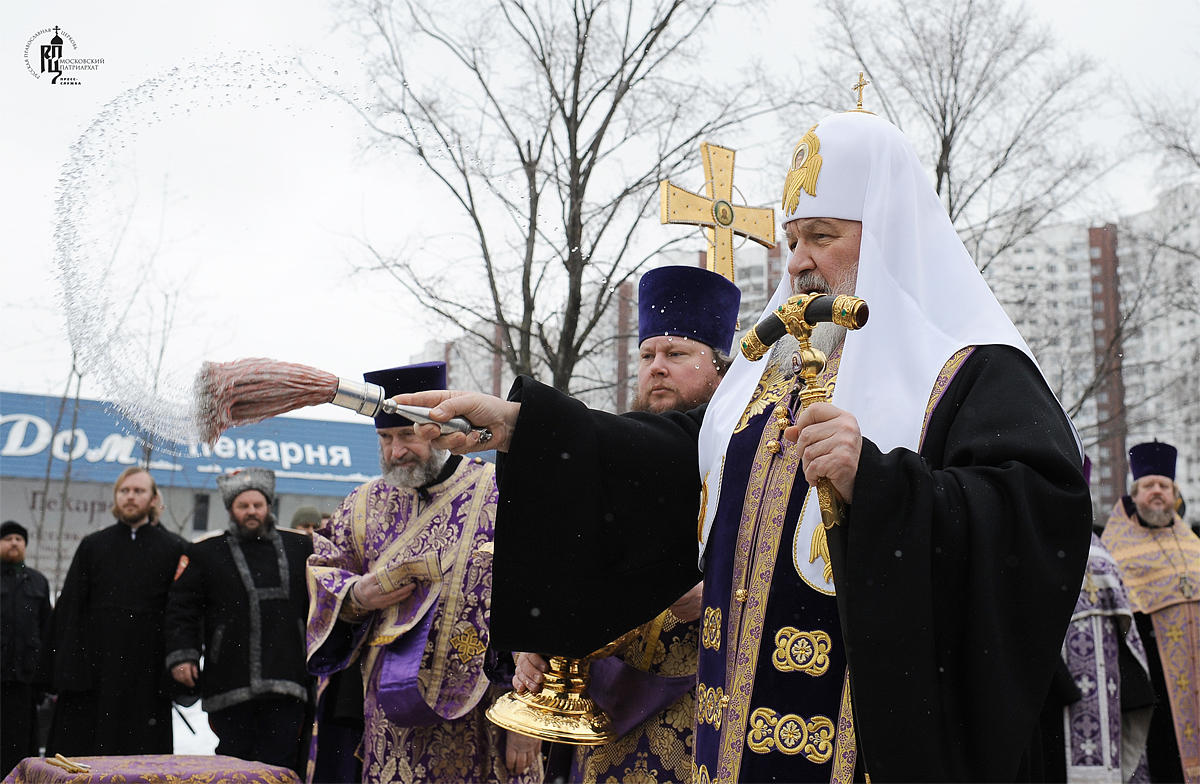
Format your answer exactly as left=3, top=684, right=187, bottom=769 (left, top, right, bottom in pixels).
left=487, top=631, right=639, bottom=744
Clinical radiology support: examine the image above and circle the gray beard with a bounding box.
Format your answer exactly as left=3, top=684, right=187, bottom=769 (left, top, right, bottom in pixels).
left=785, top=269, right=853, bottom=360
left=811, top=322, right=847, bottom=359
left=381, top=449, right=451, bottom=489
left=1135, top=504, right=1174, bottom=527
left=791, top=269, right=856, bottom=299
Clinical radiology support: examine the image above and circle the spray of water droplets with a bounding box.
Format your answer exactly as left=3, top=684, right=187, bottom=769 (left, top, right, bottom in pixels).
left=53, top=53, right=335, bottom=449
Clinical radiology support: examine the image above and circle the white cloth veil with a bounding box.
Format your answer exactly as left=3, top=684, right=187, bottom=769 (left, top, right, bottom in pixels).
left=696, top=111, right=1077, bottom=566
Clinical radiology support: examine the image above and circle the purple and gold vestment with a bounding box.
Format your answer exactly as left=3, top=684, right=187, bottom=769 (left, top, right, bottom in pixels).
left=1102, top=500, right=1200, bottom=783
left=570, top=613, right=699, bottom=783
left=306, top=458, right=539, bottom=784
left=1060, top=534, right=1151, bottom=782
left=691, top=348, right=852, bottom=784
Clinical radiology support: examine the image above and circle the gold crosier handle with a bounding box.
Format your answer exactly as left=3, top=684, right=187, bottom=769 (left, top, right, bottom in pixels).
left=742, top=293, right=869, bottom=529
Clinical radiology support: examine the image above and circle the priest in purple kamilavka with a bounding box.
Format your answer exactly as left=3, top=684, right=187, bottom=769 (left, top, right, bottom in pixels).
left=1103, top=442, right=1200, bottom=783
left=567, top=265, right=742, bottom=784
left=305, top=362, right=540, bottom=784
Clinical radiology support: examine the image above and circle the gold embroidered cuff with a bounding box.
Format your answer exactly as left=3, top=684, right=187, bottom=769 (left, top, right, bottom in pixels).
left=338, top=579, right=372, bottom=623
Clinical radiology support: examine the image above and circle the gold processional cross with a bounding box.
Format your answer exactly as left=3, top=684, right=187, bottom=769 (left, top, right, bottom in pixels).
left=659, top=142, right=776, bottom=282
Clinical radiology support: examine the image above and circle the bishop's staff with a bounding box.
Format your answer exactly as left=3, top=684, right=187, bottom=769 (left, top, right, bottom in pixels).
left=741, top=292, right=870, bottom=528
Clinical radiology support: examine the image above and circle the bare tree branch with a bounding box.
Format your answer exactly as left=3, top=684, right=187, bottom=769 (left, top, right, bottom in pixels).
left=340, top=0, right=792, bottom=392
left=818, top=0, right=1102, bottom=271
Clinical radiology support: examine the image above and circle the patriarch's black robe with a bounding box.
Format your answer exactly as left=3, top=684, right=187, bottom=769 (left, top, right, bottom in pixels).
left=41, top=521, right=188, bottom=756
left=490, top=344, right=1092, bottom=781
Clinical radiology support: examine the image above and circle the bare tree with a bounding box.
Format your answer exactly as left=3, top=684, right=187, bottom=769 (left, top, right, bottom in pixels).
left=818, top=0, right=1103, bottom=270
left=1126, top=80, right=1200, bottom=315
left=341, top=0, right=787, bottom=391
left=1130, top=91, right=1200, bottom=179
left=1114, top=80, right=1200, bottom=502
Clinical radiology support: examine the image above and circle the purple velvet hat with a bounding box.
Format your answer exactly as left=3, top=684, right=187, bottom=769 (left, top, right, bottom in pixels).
left=363, top=362, right=447, bottom=429
left=1129, top=441, right=1177, bottom=481
left=638, top=266, right=742, bottom=354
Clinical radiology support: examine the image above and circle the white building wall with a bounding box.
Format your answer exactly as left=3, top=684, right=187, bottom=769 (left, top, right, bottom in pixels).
left=983, top=187, right=1200, bottom=525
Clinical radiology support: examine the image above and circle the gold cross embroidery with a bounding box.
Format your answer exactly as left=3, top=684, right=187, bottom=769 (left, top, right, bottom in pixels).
left=1166, top=624, right=1185, bottom=643
left=659, top=142, right=776, bottom=282
left=449, top=626, right=487, bottom=663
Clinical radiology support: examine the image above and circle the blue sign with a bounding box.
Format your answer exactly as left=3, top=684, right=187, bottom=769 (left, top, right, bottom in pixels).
left=0, top=391, right=382, bottom=497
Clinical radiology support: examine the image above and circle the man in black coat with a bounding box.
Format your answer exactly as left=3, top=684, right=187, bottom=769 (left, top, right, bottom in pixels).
left=165, top=468, right=312, bottom=774
left=2, top=521, right=52, bottom=777
left=42, top=468, right=188, bottom=757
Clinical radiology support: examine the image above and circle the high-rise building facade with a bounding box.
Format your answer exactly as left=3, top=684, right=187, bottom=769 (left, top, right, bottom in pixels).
left=984, top=186, right=1199, bottom=525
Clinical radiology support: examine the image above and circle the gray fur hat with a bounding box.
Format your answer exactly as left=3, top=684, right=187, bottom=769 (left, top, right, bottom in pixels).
left=217, top=467, right=276, bottom=509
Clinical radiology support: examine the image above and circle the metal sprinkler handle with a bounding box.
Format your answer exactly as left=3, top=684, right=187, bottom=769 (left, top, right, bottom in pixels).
left=330, top=379, right=493, bottom=445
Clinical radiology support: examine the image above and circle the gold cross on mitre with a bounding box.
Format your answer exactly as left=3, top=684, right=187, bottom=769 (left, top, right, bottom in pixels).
left=849, top=71, right=874, bottom=114
left=659, top=142, right=776, bottom=282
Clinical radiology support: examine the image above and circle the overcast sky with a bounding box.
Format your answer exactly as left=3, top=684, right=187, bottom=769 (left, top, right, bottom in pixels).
left=2, top=0, right=1196, bottom=427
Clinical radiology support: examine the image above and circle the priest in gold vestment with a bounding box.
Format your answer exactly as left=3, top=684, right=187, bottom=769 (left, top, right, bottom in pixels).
left=1103, top=441, right=1200, bottom=783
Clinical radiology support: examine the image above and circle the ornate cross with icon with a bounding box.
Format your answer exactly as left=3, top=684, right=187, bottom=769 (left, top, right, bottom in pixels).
left=659, top=142, right=776, bottom=282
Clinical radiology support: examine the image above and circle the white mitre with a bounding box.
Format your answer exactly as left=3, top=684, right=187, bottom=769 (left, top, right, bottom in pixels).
left=696, top=111, right=1075, bottom=565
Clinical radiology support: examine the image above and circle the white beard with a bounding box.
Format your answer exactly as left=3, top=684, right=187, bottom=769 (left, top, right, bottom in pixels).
left=381, top=449, right=451, bottom=489
left=768, top=323, right=845, bottom=378
left=783, top=268, right=853, bottom=363
left=811, top=322, right=847, bottom=359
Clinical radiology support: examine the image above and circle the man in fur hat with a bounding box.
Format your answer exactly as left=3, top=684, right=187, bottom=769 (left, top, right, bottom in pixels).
left=166, top=467, right=313, bottom=775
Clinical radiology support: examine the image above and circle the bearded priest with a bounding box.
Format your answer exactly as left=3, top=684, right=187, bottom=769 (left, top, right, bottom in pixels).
left=306, top=362, right=540, bottom=784
left=1102, top=441, right=1200, bottom=783
left=400, top=110, right=1093, bottom=782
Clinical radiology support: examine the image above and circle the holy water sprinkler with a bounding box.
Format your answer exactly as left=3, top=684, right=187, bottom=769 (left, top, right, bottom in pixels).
left=194, top=358, right=491, bottom=444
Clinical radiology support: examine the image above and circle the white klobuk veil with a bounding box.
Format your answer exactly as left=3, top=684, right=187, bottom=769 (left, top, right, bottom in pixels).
left=696, top=111, right=1079, bottom=577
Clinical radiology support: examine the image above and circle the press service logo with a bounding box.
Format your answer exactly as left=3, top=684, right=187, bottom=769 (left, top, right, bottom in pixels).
left=24, top=26, right=104, bottom=85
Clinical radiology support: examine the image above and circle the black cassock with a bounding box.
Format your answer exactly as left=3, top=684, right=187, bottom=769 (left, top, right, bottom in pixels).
left=41, top=522, right=188, bottom=756
left=490, top=345, right=1092, bottom=782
